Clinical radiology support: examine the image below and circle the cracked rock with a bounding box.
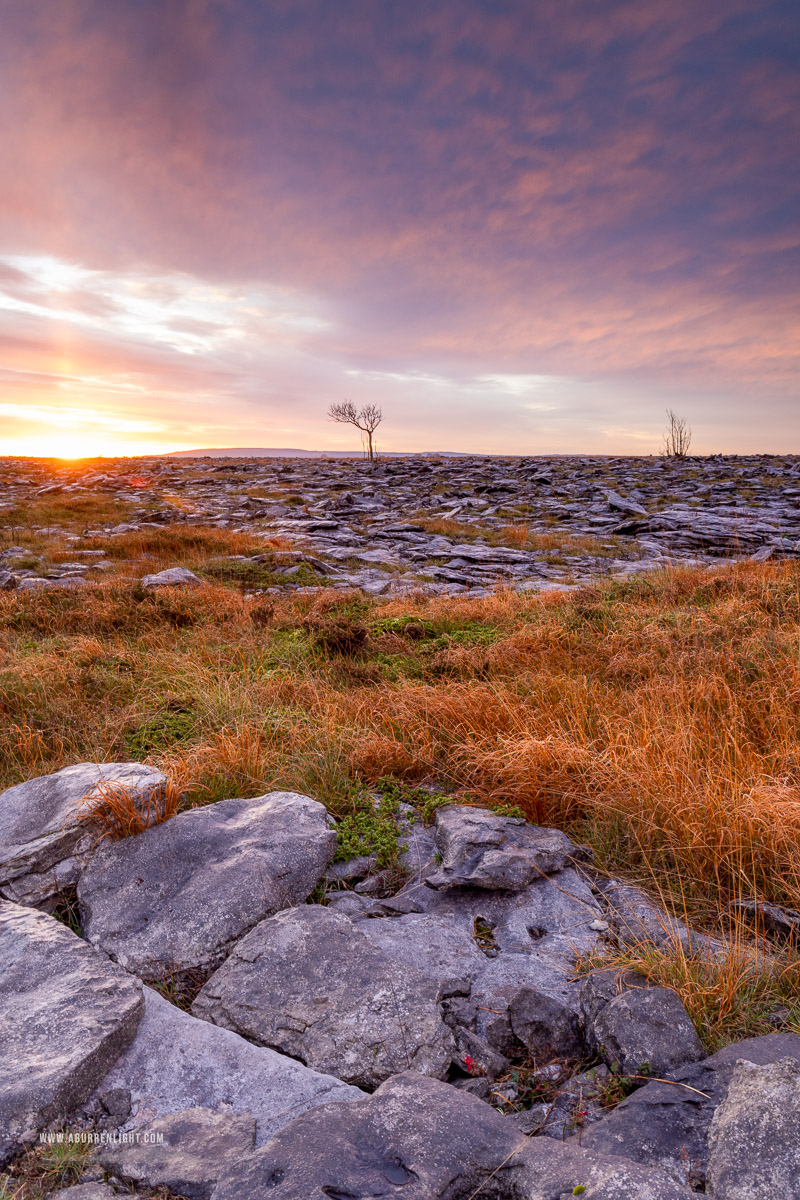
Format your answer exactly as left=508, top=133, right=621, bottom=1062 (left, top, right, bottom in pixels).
left=78, top=791, right=335, bottom=979
left=0, top=903, right=144, bottom=1166
left=0, top=762, right=167, bottom=908
left=426, top=804, right=578, bottom=891
left=192, top=905, right=455, bottom=1090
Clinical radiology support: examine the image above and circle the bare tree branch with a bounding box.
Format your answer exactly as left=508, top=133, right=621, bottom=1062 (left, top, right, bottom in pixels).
left=662, top=409, right=692, bottom=458
left=328, top=399, right=383, bottom=460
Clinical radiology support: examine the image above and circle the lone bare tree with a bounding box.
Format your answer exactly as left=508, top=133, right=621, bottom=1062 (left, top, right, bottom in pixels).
left=328, top=400, right=383, bottom=461
left=662, top=409, right=692, bottom=458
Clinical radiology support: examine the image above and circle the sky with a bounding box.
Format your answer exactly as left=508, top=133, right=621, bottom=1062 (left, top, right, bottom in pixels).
left=0, top=0, right=798, bottom=457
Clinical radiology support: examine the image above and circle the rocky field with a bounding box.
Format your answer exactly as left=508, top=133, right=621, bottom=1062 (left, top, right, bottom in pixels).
left=1, top=766, right=799, bottom=1199
left=1, top=454, right=800, bottom=1197
left=1, top=452, right=800, bottom=596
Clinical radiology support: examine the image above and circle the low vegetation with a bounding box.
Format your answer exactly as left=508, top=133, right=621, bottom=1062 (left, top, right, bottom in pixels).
left=578, top=931, right=800, bottom=1053
left=1, top=1135, right=93, bottom=1199
left=2, top=544, right=800, bottom=1036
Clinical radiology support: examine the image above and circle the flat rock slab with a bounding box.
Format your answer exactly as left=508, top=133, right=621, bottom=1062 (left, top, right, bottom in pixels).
left=210, top=1071, right=692, bottom=1200
left=0, top=762, right=167, bottom=907
left=706, top=1057, right=800, bottom=1200
left=426, top=804, right=579, bottom=890
left=96, top=1107, right=256, bottom=1200
left=92, top=986, right=361, bottom=1148
left=78, top=791, right=335, bottom=978
left=0, top=903, right=143, bottom=1166
left=582, top=1031, right=800, bottom=1188
left=141, top=567, right=201, bottom=587
left=193, top=905, right=455, bottom=1090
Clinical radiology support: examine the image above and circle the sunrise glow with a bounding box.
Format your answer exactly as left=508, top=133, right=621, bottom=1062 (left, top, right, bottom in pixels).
left=0, top=1, right=797, bottom=455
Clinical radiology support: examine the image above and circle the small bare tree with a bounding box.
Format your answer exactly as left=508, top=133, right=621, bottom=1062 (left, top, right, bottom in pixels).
left=328, top=400, right=383, bottom=461
left=662, top=409, right=692, bottom=458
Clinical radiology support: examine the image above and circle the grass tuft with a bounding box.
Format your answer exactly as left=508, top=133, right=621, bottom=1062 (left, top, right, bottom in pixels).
left=72, top=778, right=184, bottom=840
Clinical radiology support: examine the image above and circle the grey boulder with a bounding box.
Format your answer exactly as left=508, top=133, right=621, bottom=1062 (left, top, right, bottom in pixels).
left=140, top=566, right=201, bottom=587
left=0, top=762, right=167, bottom=907
left=91, top=986, right=361, bottom=1147
left=706, top=1057, right=800, bottom=1199
left=210, top=1071, right=692, bottom=1200
left=507, top=986, right=584, bottom=1062
left=96, top=1107, right=256, bottom=1200
left=0, top=903, right=143, bottom=1165
left=426, top=804, right=579, bottom=890
left=78, top=791, right=335, bottom=978
left=582, top=1032, right=800, bottom=1188
left=192, top=905, right=455, bottom=1090
left=581, top=971, right=704, bottom=1076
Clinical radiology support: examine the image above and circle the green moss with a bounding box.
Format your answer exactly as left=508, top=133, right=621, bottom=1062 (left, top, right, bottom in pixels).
left=125, top=703, right=198, bottom=754
left=202, top=558, right=328, bottom=590
left=334, top=792, right=406, bottom=868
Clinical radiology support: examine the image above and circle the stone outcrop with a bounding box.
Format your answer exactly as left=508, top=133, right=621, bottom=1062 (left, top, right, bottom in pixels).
left=192, top=904, right=455, bottom=1089
left=78, top=791, right=335, bottom=978
left=1, top=759, right=797, bottom=1196
left=0, top=762, right=167, bottom=907
left=0, top=903, right=143, bottom=1165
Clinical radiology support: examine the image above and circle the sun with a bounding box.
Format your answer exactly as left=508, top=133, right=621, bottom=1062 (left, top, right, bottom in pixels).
left=15, top=433, right=116, bottom=459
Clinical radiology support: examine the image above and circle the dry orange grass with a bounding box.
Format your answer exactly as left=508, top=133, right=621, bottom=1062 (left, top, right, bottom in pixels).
left=72, top=778, right=184, bottom=840
left=81, top=525, right=270, bottom=573
left=1, top=559, right=799, bottom=926
left=578, top=922, right=800, bottom=1051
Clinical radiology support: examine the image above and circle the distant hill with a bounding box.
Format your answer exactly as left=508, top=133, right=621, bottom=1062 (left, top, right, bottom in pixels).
left=164, top=447, right=473, bottom=458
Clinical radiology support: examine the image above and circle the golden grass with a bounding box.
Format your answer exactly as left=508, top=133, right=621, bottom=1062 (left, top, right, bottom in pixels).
left=0, top=493, right=135, bottom=532
left=79, top=524, right=269, bottom=568
left=419, top=517, right=629, bottom=557
left=72, top=777, right=184, bottom=840
left=0, top=524, right=284, bottom=583
left=579, top=925, right=800, bottom=1051
left=1, top=558, right=799, bottom=929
